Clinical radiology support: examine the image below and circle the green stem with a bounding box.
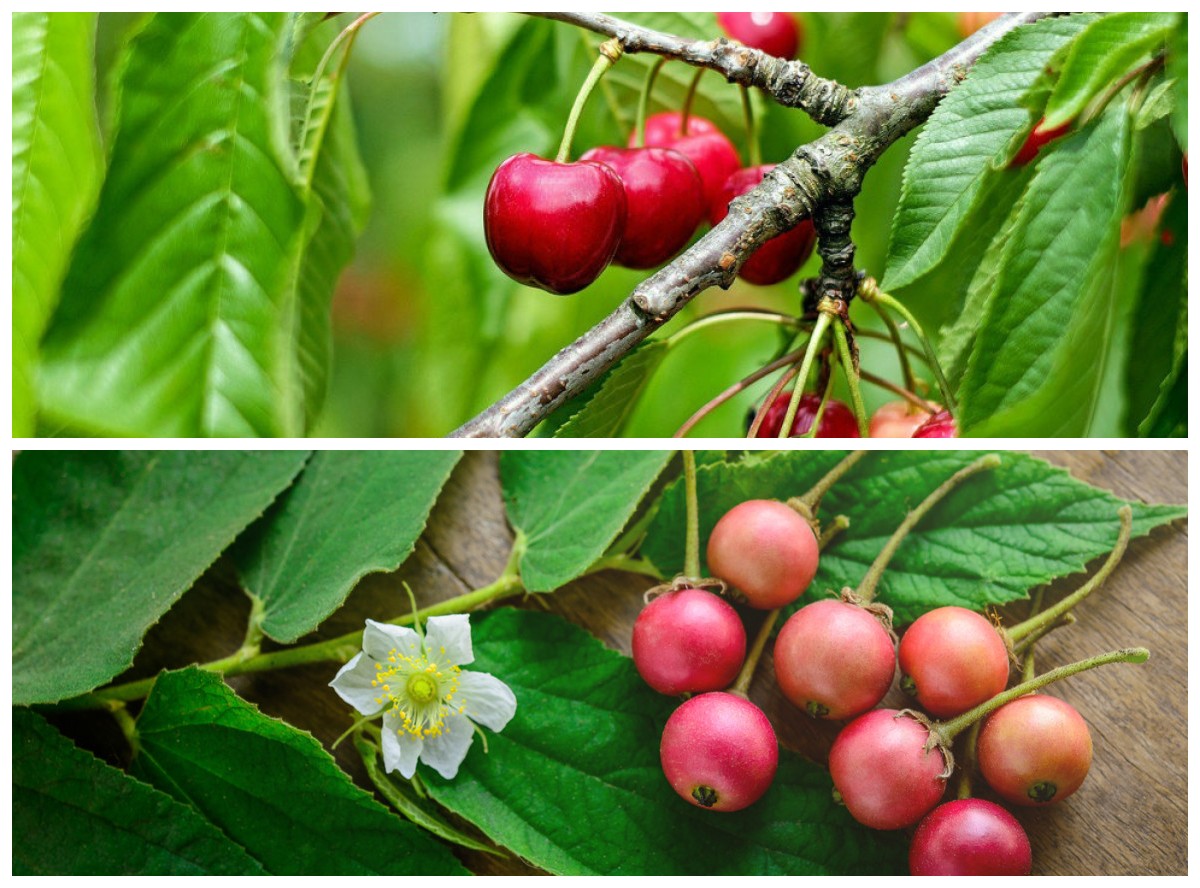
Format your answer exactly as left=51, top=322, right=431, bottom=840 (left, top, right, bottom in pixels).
left=790, top=451, right=866, bottom=517
left=557, top=39, right=623, bottom=163
left=801, top=365, right=834, bottom=439
left=856, top=454, right=1001, bottom=603
left=740, top=85, right=762, bottom=167
left=819, top=514, right=851, bottom=549
left=680, top=67, right=704, bottom=134
left=674, top=342, right=809, bottom=438
left=635, top=57, right=667, bottom=147
left=831, top=318, right=869, bottom=436
left=859, top=368, right=937, bottom=413
left=588, top=553, right=663, bottom=580
left=1006, top=506, right=1132, bottom=643
left=666, top=309, right=803, bottom=347
left=956, top=721, right=981, bottom=800
left=779, top=311, right=832, bottom=437
left=683, top=451, right=701, bottom=579
left=111, top=704, right=140, bottom=757
left=861, top=279, right=957, bottom=415
left=1012, top=612, right=1076, bottom=662
left=865, top=292, right=917, bottom=395
left=937, top=647, right=1150, bottom=743
left=730, top=609, right=780, bottom=697
left=746, top=361, right=800, bottom=438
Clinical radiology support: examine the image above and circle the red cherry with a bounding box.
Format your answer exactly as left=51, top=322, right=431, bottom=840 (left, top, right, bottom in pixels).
left=636, top=112, right=741, bottom=215
left=706, top=499, right=819, bottom=609
left=912, top=409, right=957, bottom=438
left=1010, top=118, right=1071, bottom=167
left=910, top=799, right=1033, bottom=876
left=632, top=111, right=719, bottom=147
left=897, top=606, right=1010, bottom=718
left=580, top=146, right=705, bottom=269
left=484, top=153, right=626, bottom=294
left=754, top=392, right=860, bottom=438
left=632, top=588, right=746, bottom=695
left=977, top=695, right=1093, bottom=806
left=716, top=12, right=801, bottom=59
left=869, top=400, right=937, bottom=438
left=711, top=165, right=816, bottom=285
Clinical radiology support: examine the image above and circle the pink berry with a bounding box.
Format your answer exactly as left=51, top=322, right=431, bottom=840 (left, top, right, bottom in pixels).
left=910, top=799, right=1032, bottom=875
left=632, top=588, right=746, bottom=695
left=706, top=499, right=819, bottom=609
left=912, top=409, right=957, bottom=438
left=978, top=695, right=1093, bottom=806
left=869, top=400, right=937, bottom=438
left=898, top=606, right=1010, bottom=718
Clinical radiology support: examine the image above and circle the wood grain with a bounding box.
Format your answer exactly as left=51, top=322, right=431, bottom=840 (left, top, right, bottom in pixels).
left=47, top=449, right=1186, bottom=876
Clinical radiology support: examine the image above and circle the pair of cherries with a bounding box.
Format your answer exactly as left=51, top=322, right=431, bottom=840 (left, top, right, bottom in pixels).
left=752, top=393, right=958, bottom=438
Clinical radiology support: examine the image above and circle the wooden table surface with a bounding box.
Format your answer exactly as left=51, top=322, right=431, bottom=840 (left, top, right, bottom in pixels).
left=55, top=449, right=1187, bottom=876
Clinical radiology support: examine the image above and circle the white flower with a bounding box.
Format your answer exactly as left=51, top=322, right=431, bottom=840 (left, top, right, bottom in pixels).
left=329, top=615, right=517, bottom=779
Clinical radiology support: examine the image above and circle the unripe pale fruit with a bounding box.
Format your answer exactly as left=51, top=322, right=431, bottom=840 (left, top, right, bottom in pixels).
left=632, top=588, right=746, bottom=695
left=978, top=695, right=1093, bottom=806
left=909, top=798, right=1033, bottom=876
left=829, top=708, right=947, bottom=830
left=898, top=606, right=1010, bottom=718
left=660, top=692, right=778, bottom=811
left=483, top=153, right=626, bottom=294
left=774, top=599, right=897, bottom=719
left=706, top=499, right=819, bottom=609
left=869, top=400, right=936, bottom=438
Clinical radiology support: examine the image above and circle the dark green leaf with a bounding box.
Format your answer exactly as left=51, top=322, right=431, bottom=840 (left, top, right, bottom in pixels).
left=424, top=608, right=907, bottom=875
left=555, top=340, right=670, bottom=437
left=13, top=708, right=264, bottom=875
left=883, top=15, right=1095, bottom=291
left=502, top=451, right=674, bottom=591
left=134, top=668, right=469, bottom=875
left=39, top=12, right=308, bottom=436
left=235, top=451, right=461, bottom=642
left=12, top=451, right=309, bottom=704
left=956, top=107, right=1132, bottom=436
left=1167, top=16, right=1187, bottom=151
left=642, top=451, right=1185, bottom=625
left=12, top=12, right=104, bottom=437
left=1044, top=13, right=1175, bottom=129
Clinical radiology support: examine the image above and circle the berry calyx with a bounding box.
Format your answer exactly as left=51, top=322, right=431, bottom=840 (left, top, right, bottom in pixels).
left=912, top=409, right=957, bottom=438
left=869, top=400, right=937, bottom=438
left=1011, top=117, right=1071, bottom=167
left=706, top=499, right=819, bottom=609
left=977, top=695, right=1093, bottom=806
left=898, top=606, right=1010, bottom=718
left=632, top=587, right=746, bottom=695
left=483, top=153, right=626, bottom=294
left=754, top=392, right=861, bottom=438
left=579, top=146, right=705, bottom=269
left=716, top=12, right=801, bottom=59
left=710, top=165, right=816, bottom=284
left=660, top=692, right=778, bottom=811
left=909, top=798, right=1033, bottom=875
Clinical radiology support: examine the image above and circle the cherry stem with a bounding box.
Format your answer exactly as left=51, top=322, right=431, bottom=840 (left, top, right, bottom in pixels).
left=1021, top=589, right=1045, bottom=683
left=779, top=311, right=832, bottom=437
left=666, top=308, right=802, bottom=348
left=635, top=57, right=667, bottom=148
left=1012, top=612, right=1075, bottom=663
left=740, top=85, right=762, bottom=167
left=864, top=292, right=917, bottom=395
left=819, top=514, right=851, bottom=549
left=675, top=342, right=807, bottom=437
left=1006, top=506, right=1132, bottom=643
left=680, top=67, right=704, bottom=134
left=956, top=721, right=981, bottom=800
left=937, top=646, right=1150, bottom=743
left=790, top=450, right=866, bottom=518
left=746, top=360, right=801, bottom=438
left=856, top=454, right=1001, bottom=603
left=858, top=368, right=938, bottom=413
left=859, top=278, right=957, bottom=415
left=856, top=327, right=925, bottom=362
left=801, top=366, right=835, bottom=439
left=831, top=317, right=869, bottom=436
left=557, top=38, right=623, bottom=163
left=682, top=451, right=701, bottom=579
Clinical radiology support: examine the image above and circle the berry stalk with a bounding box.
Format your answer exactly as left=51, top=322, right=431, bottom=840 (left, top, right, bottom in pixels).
left=778, top=311, right=832, bottom=437
left=683, top=450, right=701, bottom=579
left=831, top=317, right=869, bottom=436
left=557, top=39, right=624, bottom=163
left=633, top=56, right=668, bottom=148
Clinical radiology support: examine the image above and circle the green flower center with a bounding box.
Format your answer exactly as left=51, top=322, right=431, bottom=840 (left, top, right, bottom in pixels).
left=371, top=645, right=463, bottom=738
left=407, top=672, right=438, bottom=704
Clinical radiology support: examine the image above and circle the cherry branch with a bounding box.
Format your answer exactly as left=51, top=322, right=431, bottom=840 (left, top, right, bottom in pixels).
left=451, top=12, right=1049, bottom=438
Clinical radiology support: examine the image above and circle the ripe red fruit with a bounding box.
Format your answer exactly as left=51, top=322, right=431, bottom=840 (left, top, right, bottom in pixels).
left=637, top=114, right=742, bottom=215
left=706, top=499, right=819, bottom=609
left=909, top=799, right=1033, bottom=876
left=829, top=708, right=948, bottom=830
left=579, top=146, right=705, bottom=269
left=898, top=606, right=1010, bottom=718
left=660, top=692, right=778, bottom=811
left=716, top=12, right=801, bottom=59
left=1011, top=118, right=1071, bottom=167
left=978, top=695, right=1093, bottom=806
left=869, top=400, right=936, bottom=438
left=754, top=392, right=860, bottom=438
left=632, top=588, right=746, bottom=695
left=912, top=409, right=957, bottom=438
left=711, top=165, right=817, bottom=285
left=774, top=598, right=897, bottom=719
left=484, top=153, right=626, bottom=294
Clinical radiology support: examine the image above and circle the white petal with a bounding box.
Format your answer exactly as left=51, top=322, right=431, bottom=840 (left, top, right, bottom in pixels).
left=328, top=652, right=386, bottom=716
left=456, top=670, right=517, bottom=732
left=424, top=614, right=474, bottom=666
left=363, top=619, right=421, bottom=662
left=381, top=710, right=423, bottom=779
left=417, top=713, right=475, bottom=779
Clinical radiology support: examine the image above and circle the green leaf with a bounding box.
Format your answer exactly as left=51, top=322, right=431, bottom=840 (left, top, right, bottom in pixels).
left=1043, top=13, right=1175, bottom=130
left=883, top=15, right=1095, bottom=291
left=424, top=608, right=907, bottom=875
left=554, top=340, right=670, bottom=437
left=1167, top=17, right=1186, bottom=151
left=13, top=708, right=265, bottom=875
left=39, top=12, right=309, bottom=436
left=502, top=450, right=674, bottom=591
left=956, top=107, right=1132, bottom=435
left=234, top=451, right=461, bottom=642
left=133, top=668, right=470, bottom=875
left=12, top=12, right=104, bottom=436
left=642, top=451, right=1185, bottom=625
left=12, top=450, right=309, bottom=704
